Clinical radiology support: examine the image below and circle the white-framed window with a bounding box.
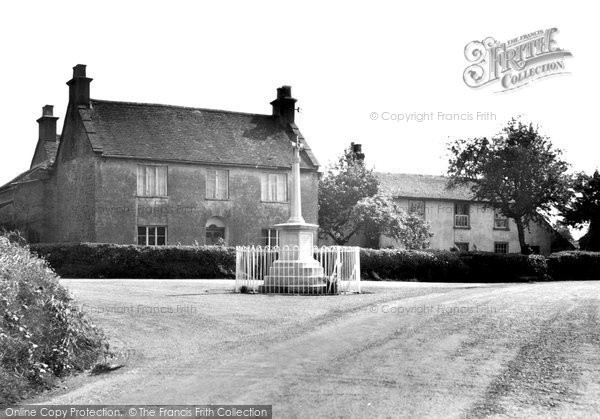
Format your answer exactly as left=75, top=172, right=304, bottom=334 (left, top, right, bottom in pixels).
left=137, top=226, right=167, bottom=246
left=206, top=169, right=229, bottom=200
left=494, top=242, right=509, bottom=254
left=454, top=202, right=470, bottom=228
left=408, top=200, right=426, bottom=218
left=261, top=228, right=279, bottom=247
left=261, top=173, right=287, bottom=202
left=137, top=165, right=167, bottom=197
left=455, top=242, right=469, bottom=252
left=493, top=208, right=509, bottom=230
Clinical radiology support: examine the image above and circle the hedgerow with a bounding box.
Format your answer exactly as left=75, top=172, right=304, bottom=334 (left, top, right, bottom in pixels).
left=360, top=249, right=548, bottom=282
left=547, top=251, right=600, bottom=280
left=30, top=243, right=235, bottom=279
left=27, top=242, right=597, bottom=282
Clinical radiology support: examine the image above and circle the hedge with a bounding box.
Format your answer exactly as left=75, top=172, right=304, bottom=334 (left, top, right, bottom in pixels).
left=547, top=251, right=600, bottom=281
left=360, top=249, right=548, bottom=282
left=30, top=243, right=236, bottom=279
left=28, top=243, right=597, bottom=282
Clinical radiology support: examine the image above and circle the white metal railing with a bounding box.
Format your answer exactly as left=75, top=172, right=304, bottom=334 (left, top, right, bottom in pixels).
left=235, top=245, right=361, bottom=294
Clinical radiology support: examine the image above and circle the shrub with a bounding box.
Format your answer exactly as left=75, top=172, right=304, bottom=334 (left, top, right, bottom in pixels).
left=30, top=243, right=553, bottom=282
left=360, top=248, right=469, bottom=281
left=360, top=248, right=548, bottom=282
left=0, top=235, right=107, bottom=405
left=456, top=252, right=548, bottom=282
left=547, top=251, right=600, bottom=280
left=30, top=243, right=236, bottom=279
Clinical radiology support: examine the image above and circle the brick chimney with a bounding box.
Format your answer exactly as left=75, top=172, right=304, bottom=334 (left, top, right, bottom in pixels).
left=37, top=105, right=59, bottom=141
left=351, top=142, right=365, bottom=160
left=66, top=64, right=92, bottom=107
left=270, top=85, right=297, bottom=124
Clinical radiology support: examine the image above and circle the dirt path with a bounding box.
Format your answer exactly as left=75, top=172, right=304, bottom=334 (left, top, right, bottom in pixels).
left=35, top=280, right=600, bottom=418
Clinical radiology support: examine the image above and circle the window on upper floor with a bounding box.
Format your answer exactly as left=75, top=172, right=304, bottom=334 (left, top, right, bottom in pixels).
left=261, top=173, right=287, bottom=202
left=494, top=242, right=509, bottom=254
left=137, top=226, right=167, bottom=246
left=137, top=165, right=167, bottom=197
left=494, top=208, right=509, bottom=230
left=261, top=228, right=279, bottom=247
left=206, top=169, right=229, bottom=200
left=454, top=202, right=470, bottom=228
left=408, top=200, right=426, bottom=218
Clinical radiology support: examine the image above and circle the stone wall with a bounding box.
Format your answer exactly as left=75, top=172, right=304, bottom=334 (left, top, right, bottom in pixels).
left=94, top=157, right=319, bottom=246
left=51, top=109, right=97, bottom=242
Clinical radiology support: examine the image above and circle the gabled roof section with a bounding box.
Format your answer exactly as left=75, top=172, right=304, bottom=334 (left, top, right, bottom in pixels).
left=30, top=135, right=61, bottom=169
left=377, top=172, right=474, bottom=201
left=79, top=99, right=320, bottom=169
left=0, top=162, right=52, bottom=192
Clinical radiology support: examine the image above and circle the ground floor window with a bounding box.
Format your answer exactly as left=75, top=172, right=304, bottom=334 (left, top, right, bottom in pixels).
left=137, top=226, right=167, bottom=246
left=455, top=242, right=469, bottom=252
left=494, top=242, right=509, bottom=254
left=206, top=225, right=225, bottom=245
left=261, top=228, right=279, bottom=247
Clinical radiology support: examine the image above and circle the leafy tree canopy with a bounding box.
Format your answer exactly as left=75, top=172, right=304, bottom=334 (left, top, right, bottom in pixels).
left=447, top=118, right=571, bottom=253
left=319, top=144, right=431, bottom=249
left=560, top=170, right=600, bottom=250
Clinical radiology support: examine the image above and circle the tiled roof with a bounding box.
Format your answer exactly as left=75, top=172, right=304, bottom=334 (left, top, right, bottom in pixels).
left=79, top=100, right=319, bottom=169
left=0, top=162, right=52, bottom=192
left=377, top=172, right=475, bottom=201
left=43, top=137, right=60, bottom=163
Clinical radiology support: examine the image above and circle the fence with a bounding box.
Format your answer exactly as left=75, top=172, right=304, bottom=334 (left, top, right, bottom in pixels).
left=235, top=245, right=361, bottom=294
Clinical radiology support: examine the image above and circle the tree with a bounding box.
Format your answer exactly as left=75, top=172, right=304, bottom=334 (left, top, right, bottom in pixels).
left=318, top=144, right=432, bottom=248
left=318, top=144, right=379, bottom=245
left=353, top=195, right=432, bottom=249
left=447, top=118, right=571, bottom=254
left=560, top=170, right=600, bottom=250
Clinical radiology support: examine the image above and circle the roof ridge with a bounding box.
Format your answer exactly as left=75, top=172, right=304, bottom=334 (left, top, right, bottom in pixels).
left=376, top=172, right=448, bottom=178
left=90, top=98, right=272, bottom=118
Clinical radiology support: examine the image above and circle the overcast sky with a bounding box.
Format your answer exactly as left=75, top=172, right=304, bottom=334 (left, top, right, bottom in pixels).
left=1, top=1, right=597, bottom=189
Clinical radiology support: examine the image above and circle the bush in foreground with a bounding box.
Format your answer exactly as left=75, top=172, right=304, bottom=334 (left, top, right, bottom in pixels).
left=0, top=235, right=107, bottom=405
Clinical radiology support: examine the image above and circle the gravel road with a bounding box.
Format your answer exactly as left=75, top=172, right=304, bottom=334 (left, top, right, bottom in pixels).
left=33, top=280, right=600, bottom=418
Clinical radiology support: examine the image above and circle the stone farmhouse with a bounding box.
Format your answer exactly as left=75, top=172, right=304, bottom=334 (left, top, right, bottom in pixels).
left=376, top=173, right=573, bottom=255
left=0, top=65, right=320, bottom=246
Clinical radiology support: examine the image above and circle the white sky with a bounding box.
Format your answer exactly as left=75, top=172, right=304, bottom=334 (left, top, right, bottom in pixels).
left=0, top=0, right=598, bottom=189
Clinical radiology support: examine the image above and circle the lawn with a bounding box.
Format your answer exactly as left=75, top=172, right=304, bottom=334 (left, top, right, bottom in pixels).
left=32, top=279, right=600, bottom=418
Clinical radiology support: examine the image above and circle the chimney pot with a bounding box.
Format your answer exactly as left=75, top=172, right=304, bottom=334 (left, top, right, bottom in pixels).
left=73, top=64, right=87, bottom=78
left=42, top=105, right=54, bottom=117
